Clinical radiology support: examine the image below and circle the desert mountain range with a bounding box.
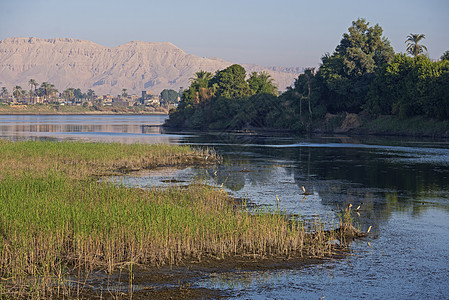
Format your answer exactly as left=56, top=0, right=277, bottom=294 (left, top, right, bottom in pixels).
left=0, top=37, right=302, bottom=96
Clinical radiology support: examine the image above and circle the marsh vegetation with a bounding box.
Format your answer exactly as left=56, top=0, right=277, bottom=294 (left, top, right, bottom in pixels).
left=0, top=140, right=358, bottom=298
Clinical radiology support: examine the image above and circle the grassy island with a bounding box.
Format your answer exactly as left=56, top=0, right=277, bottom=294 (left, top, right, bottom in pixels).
left=0, top=141, right=357, bottom=298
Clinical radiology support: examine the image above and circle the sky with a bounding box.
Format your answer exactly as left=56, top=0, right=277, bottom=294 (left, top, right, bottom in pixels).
left=1, top=0, right=448, bottom=68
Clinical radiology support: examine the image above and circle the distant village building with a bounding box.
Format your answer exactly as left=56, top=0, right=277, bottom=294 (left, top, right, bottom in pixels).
left=129, top=94, right=139, bottom=102
left=111, top=93, right=141, bottom=107
left=112, top=99, right=132, bottom=107
left=103, top=95, right=114, bottom=105
left=32, top=96, right=43, bottom=104
left=141, top=90, right=160, bottom=106
left=148, top=96, right=160, bottom=106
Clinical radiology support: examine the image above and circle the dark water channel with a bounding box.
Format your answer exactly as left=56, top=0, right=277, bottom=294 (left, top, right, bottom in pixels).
left=2, top=115, right=449, bottom=299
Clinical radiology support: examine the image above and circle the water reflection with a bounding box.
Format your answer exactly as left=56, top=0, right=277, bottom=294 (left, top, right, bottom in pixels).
left=0, top=115, right=185, bottom=144
left=111, top=131, right=449, bottom=234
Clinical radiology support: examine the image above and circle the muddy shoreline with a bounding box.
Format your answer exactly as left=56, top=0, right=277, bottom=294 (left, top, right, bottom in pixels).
left=57, top=252, right=351, bottom=299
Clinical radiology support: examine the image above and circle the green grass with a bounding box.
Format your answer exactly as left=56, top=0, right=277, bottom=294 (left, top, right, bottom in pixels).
left=0, top=140, right=217, bottom=179
left=0, top=140, right=353, bottom=298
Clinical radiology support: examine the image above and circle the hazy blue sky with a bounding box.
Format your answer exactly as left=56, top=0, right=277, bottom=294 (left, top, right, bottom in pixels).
left=1, top=0, right=448, bottom=67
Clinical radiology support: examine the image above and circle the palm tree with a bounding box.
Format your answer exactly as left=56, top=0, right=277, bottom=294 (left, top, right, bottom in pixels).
left=39, top=82, right=57, bottom=103
left=192, top=70, right=213, bottom=81
left=405, top=34, right=428, bottom=57
left=1, top=87, right=8, bottom=101
left=190, top=70, right=213, bottom=89
left=87, top=89, right=95, bottom=102
left=28, top=79, right=38, bottom=103
left=40, top=82, right=51, bottom=102
left=48, top=85, right=58, bottom=103
left=190, top=71, right=214, bottom=104
left=63, top=88, right=75, bottom=104
left=122, top=88, right=128, bottom=98
left=248, top=71, right=278, bottom=95
left=21, top=89, right=27, bottom=102
left=13, top=86, right=22, bottom=100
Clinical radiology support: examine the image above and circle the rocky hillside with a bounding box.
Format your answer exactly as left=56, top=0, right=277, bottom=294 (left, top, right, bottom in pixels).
left=0, top=37, right=302, bottom=96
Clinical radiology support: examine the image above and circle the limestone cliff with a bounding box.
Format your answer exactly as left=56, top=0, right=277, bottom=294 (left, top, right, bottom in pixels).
left=0, top=37, right=301, bottom=96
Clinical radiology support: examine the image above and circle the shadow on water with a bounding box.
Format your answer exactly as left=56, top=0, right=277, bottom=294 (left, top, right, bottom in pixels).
left=172, top=132, right=449, bottom=299
left=169, top=133, right=449, bottom=222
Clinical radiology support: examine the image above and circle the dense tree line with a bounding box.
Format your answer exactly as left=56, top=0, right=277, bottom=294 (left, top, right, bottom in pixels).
left=365, top=54, right=449, bottom=120
left=166, top=18, right=449, bottom=132
left=1, top=79, right=99, bottom=105
left=165, top=65, right=281, bottom=130
left=290, top=19, right=449, bottom=121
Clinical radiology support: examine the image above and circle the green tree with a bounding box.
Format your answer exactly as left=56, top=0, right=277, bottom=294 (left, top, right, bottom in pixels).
left=28, top=79, right=38, bottom=102
left=1, top=87, right=8, bottom=101
left=166, top=65, right=280, bottom=130
left=336, top=18, right=394, bottom=76
left=73, top=88, right=84, bottom=100
left=426, top=60, right=449, bottom=119
left=294, top=68, right=316, bottom=123
left=21, top=89, right=27, bottom=102
left=122, top=89, right=128, bottom=98
left=182, top=71, right=213, bottom=105
left=366, top=54, right=416, bottom=116
left=405, top=34, right=427, bottom=57
left=87, top=89, right=96, bottom=102
left=13, top=86, right=22, bottom=99
left=247, top=71, right=278, bottom=96
left=63, top=88, right=75, bottom=104
left=239, top=93, right=280, bottom=128
left=160, top=89, right=179, bottom=105
left=366, top=54, right=449, bottom=120
left=38, top=82, right=58, bottom=103
left=190, top=70, right=213, bottom=89
left=317, top=18, right=394, bottom=113
left=38, top=82, right=49, bottom=99
left=211, top=64, right=250, bottom=99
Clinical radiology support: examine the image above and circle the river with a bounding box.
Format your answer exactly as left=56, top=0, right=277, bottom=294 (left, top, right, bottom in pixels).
left=1, top=114, right=448, bottom=299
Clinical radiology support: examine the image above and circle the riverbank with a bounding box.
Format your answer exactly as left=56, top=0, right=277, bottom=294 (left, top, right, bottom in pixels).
left=0, top=103, right=169, bottom=115
left=356, top=115, right=449, bottom=138
left=318, top=113, right=449, bottom=138
left=164, top=109, right=449, bottom=139
left=0, top=141, right=360, bottom=298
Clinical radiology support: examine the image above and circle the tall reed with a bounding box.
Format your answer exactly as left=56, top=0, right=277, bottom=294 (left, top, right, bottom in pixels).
left=0, top=140, right=352, bottom=298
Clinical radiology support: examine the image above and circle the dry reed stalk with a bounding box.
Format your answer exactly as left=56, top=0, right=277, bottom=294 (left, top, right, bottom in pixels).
left=0, top=141, right=357, bottom=298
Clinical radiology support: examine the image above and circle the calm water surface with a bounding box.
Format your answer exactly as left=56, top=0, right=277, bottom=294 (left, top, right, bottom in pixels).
left=0, top=114, right=184, bottom=143
left=2, top=115, right=448, bottom=299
